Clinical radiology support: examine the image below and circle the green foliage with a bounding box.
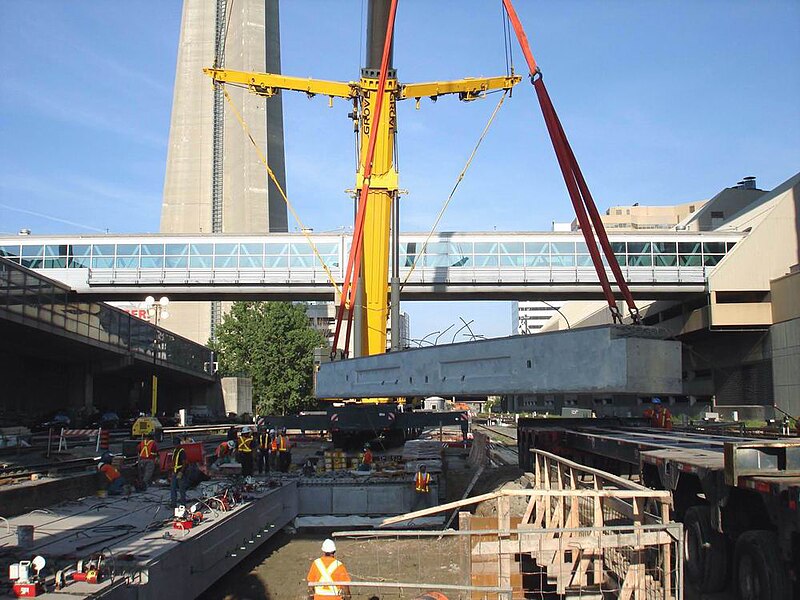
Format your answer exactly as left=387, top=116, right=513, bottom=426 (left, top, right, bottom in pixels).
left=210, top=302, right=326, bottom=416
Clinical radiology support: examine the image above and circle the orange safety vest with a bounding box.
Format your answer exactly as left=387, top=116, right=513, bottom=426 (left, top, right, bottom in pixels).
left=138, top=439, right=156, bottom=459
left=415, top=471, right=431, bottom=493
left=100, top=463, right=121, bottom=482
left=238, top=434, right=253, bottom=453
left=215, top=442, right=230, bottom=458
left=270, top=436, right=278, bottom=451
left=362, top=449, right=373, bottom=465
left=306, top=556, right=350, bottom=599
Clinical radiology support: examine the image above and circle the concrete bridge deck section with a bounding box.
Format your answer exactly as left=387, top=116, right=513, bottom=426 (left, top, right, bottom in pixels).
left=315, top=325, right=682, bottom=398
left=0, top=231, right=744, bottom=300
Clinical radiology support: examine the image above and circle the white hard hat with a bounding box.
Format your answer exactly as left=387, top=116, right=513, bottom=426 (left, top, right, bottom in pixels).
left=321, top=539, right=336, bottom=553
left=241, top=426, right=251, bottom=434
left=227, top=440, right=235, bottom=449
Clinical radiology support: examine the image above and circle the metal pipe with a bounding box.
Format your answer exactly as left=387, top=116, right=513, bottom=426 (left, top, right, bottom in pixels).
left=364, top=0, right=394, bottom=71
left=390, top=191, right=401, bottom=351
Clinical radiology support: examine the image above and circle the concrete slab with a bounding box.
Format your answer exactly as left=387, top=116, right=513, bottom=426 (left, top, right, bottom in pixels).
left=316, top=325, right=682, bottom=398
left=297, top=476, right=439, bottom=516
left=0, top=481, right=297, bottom=600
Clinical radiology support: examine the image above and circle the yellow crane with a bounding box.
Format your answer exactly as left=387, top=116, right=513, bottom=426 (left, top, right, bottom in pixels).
left=204, top=0, right=520, bottom=359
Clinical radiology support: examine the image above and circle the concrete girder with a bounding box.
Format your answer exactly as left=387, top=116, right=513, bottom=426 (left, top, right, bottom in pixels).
left=315, top=325, right=682, bottom=399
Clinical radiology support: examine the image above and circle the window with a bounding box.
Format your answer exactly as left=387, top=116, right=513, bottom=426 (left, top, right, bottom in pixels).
left=702, top=242, right=726, bottom=254
left=710, top=211, right=724, bottom=219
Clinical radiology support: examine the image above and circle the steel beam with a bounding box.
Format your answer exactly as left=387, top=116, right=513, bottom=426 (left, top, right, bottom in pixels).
left=316, top=325, right=682, bottom=398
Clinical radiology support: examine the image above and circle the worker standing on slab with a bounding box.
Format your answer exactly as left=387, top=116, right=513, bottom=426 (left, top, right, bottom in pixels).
left=358, top=444, right=373, bottom=471
left=269, top=429, right=279, bottom=471
left=237, top=426, right=255, bottom=477
left=277, top=427, right=291, bottom=472
left=412, top=464, right=432, bottom=511
left=170, top=437, right=188, bottom=507
left=307, top=539, right=351, bottom=600
left=136, top=432, right=158, bottom=488
left=257, top=427, right=270, bottom=475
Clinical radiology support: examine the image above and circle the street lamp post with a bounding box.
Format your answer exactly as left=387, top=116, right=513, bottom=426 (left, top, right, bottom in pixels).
left=141, top=296, right=170, bottom=417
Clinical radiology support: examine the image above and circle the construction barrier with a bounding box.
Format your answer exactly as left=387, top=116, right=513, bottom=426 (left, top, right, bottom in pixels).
left=99, top=430, right=110, bottom=450
left=57, top=428, right=102, bottom=452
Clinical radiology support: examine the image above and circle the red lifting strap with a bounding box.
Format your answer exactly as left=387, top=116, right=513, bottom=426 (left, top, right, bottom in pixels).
left=331, top=0, right=400, bottom=358
left=502, top=0, right=641, bottom=324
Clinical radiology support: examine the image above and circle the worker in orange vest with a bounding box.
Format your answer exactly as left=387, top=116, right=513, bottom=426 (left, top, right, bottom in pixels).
left=412, top=464, right=433, bottom=511
left=136, top=433, right=158, bottom=488
left=649, top=398, right=673, bottom=430
left=277, top=428, right=291, bottom=473
left=306, top=538, right=351, bottom=600
left=98, top=458, right=126, bottom=495
left=211, top=440, right=235, bottom=470
left=269, top=429, right=279, bottom=471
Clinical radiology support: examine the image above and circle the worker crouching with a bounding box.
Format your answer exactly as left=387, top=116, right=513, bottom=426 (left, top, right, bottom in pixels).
left=98, top=456, right=128, bottom=496
left=212, top=440, right=236, bottom=470
left=307, top=538, right=351, bottom=600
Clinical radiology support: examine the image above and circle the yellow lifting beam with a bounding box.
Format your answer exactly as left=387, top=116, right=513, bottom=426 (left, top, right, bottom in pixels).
left=205, top=65, right=520, bottom=357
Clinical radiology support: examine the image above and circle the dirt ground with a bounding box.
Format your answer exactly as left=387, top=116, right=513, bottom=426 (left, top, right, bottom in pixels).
left=200, top=454, right=721, bottom=600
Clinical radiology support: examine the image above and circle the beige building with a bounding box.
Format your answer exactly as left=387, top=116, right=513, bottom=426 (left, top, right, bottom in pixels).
left=160, top=0, right=287, bottom=344
left=523, top=174, right=800, bottom=419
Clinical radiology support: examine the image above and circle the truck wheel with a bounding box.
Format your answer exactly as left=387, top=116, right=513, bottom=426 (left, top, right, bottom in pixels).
left=684, top=505, right=728, bottom=592
left=734, top=530, right=791, bottom=600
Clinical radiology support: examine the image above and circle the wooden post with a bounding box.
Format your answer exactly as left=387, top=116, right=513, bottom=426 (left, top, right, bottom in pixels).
left=497, top=495, right=511, bottom=591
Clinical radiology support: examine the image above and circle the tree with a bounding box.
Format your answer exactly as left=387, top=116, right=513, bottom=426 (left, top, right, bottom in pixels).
left=211, top=302, right=326, bottom=416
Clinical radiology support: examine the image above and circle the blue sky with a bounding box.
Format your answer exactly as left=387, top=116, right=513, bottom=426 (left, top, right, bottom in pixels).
left=1, top=1, right=799, bottom=339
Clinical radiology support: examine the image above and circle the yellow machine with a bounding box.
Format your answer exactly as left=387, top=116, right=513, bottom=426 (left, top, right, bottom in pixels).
left=204, top=1, right=519, bottom=360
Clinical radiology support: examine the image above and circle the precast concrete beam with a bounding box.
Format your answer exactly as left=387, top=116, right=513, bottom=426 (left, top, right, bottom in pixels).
left=316, top=325, right=682, bottom=398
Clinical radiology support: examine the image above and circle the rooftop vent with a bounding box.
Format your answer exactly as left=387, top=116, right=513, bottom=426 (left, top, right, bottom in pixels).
left=18, top=228, right=31, bottom=236
left=735, top=176, right=757, bottom=190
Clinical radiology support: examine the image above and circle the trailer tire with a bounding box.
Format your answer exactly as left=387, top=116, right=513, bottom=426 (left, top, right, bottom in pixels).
left=684, top=505, right=728, bottom=592
left=734, top=530, right=791, bottom=600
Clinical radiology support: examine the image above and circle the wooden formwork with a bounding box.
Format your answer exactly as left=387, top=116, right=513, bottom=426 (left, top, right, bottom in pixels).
left=461, top=450, right=680, bottom=599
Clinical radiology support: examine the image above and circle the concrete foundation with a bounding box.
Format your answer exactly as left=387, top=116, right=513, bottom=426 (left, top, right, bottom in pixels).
left=316, top=325, right=682, bottom=398
left=297, top=477, right=439, bottom=516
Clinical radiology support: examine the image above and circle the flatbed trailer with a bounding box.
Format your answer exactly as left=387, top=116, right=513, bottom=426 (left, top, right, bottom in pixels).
left=260, top=403, right=468, bottom=448
left=518, top=417, right=800, bottom=599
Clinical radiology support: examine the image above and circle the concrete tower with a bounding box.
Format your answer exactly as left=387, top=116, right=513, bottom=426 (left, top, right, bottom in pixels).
left=160, top=0, right=287, bottom=344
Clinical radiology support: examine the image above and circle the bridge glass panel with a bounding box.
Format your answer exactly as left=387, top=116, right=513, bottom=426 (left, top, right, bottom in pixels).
left=524, top=254, right=549, bottom=267
left=265, top=243, right=289, bottom=256
left=627, top=254, right=652, bottom=267
left=473, top=254, right=498, bottom=267
left=500, top=255, right=524, bottom=267
left=116, top=255, right=139, bottom=269
left=0, top=245, right=20, bottom=258
left=166, top=244, right=189, bottom=256
left=726, top=241, right=737, bottom=251
left=141, top=244, right=164, bottom=257
left=576, top=255, right=593, bottom=267
left=92, top=244, right=114, bottom=256
left=264, top=256, right=288, bottom=268
left=165, top=256, right=188, bottom=268
left=21, top=245, right=43, bottom=269
left=189, top=255, right=212, bottom=268
left=678, top=242, right=701, bottom=255
left=140, top=256, right=164, bottom=268
left=702, top=242, right=726, bottom=254
left=239, top=255, right=263, bottom=268
left=423, top=254, right=451, bottom=267
left=703, top=255, right=724, bottom=266
left=655, top=255, right=677, bottom=267
left=679, top=255, right=702, bottom=267
left=627, top=242, right=651, bottom=254
left=610, top=242, right=626, bottom=254
left=474, top=242, right=498, bottom=255
left=524, top=241, right=548, bottom=254
left=214, top=244, right=238, bottom=268
left=551, top=255, right=575, bottom=267
left=116, top=244, right=140, bottom=255
left=550, top=242, right=575, bottom=256
left=190, top=244, right=213, bottom=256
left=92, top=256, right=114, bottom=268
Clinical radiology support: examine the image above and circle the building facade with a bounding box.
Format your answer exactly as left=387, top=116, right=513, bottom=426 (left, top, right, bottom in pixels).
left=160, top=0, right=288, bottom=344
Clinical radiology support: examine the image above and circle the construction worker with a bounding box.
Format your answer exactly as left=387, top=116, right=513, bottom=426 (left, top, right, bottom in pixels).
left=358, top=444, right=373, bottom=472
left=136, top=432, right=158, bottom=488
left=257, top=427, right=270, bottom=475
left=237, top=426, right=255, bottom=477
left=170, top=437, right=189, bottom=507
left=277, top=428, right=291, bottom=473
left=306, top=538, right=351, bottom=600
left=98, top=458, right=126, bottom=495
left=412, top=464, right=432, bottom=511
left=269, top=429, right=279, bottom=471
left=649, top=398, right=673, bottom=430
left=211, top=439, right=236, bottom=470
